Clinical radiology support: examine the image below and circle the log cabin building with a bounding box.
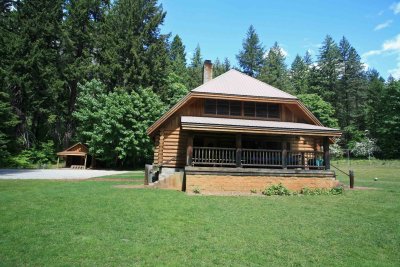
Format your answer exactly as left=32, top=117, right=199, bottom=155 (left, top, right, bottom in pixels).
left=147, top=61, right=342, bottom=193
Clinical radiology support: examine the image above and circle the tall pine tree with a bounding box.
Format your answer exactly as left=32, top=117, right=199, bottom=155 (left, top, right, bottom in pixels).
left=290, top=54, right=309, bottom=94
left=187, top=44, right=203, bottom=89
left=2, top=0, right=64, bottom=149
left=259, top=42, right=292, bottom=92
left=60, top=0, right=108, bottom=147
left=236, top=25, right=265, bottom=77
left=313, top=35, right=341, bottom=104
left=96, top=0, right=170, bottom=94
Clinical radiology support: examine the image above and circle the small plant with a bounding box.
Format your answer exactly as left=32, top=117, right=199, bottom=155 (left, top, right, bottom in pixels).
left=330, top=186, right=344, bottom=195
left=301, top=187, right=329, bottom=195
left=262, top=183, right=291, bottom=196
left=301, top=186, right=344, bottom=195
left=192, top=187, right=201, bottom=194
left=250, top=189, right=258, bottom=194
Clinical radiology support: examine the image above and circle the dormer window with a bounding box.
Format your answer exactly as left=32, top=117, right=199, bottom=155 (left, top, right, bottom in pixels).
left=204, top=99, right=280, bottom=119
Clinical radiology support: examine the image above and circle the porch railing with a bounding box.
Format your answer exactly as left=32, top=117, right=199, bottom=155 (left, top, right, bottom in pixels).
left=192, top=147, right=326, bottom=169
left=192, top=147, right=236, bottom=166
left=242, top=149, right=282, bottom=167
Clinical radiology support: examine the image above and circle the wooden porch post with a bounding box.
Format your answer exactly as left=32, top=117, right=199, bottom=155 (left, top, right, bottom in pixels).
left=323, top=137, right=330, bottom=170
left=236, top=134, right=242, bottom=167
left=83, top=155, right=88, bottom=170
left=57, top=156, right=60, bottom=169
left=282, top=142, right=287, bottom=169
left=186, top=132, right=193, bottom=166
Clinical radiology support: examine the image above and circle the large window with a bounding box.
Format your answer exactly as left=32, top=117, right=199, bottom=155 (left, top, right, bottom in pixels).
left=243, top=102, right=280, bottom=118
left=204, top=99, right=280, bottom=119
left=205, top=100, right=242, bottom=116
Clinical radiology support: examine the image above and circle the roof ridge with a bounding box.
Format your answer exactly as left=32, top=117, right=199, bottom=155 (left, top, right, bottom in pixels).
left=191, top=68, right=297, bottom=99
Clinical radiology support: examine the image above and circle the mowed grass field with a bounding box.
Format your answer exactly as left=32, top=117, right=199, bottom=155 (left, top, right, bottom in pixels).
left=0, top=161, right=399, bottom=266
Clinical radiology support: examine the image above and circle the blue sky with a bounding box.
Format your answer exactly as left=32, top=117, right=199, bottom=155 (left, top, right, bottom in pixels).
left=159, top=0, right=400, bottom=79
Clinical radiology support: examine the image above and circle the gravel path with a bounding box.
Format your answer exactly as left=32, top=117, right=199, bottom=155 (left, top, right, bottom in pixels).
left=0, top=169, right=130, bottom=180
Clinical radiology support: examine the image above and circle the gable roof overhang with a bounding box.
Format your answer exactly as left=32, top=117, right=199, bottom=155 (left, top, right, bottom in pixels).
left=146, top=92, right=329, bottom=137
left=181, top=116, right=341, bottom=137
left=56, top=142, right=88, bottom=156
left=147, top=69, right=340, bottom=138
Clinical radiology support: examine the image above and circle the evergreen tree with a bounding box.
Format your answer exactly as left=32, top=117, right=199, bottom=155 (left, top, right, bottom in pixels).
left=314, top=35, right=341, bottom=104
left=365, top=69, right=385, bottom=140
left=2, top=0, right=64, bottom=149
left=169, top=35, right=187, bottom=75
left=338, top=37, right=366, bottom=132
left=213, top=57, right=231, bottom=77
left=187, top=44, right=203, bottom=89
left=96, top=0, right=170, bottom=94
left=259, top=42, right=292, bottom=92
left=303, top=50, right=313, bottom=66
left=0, top=91, right=19, bottom=164
left=374, top=78, right=400, bottom=158
left=60, top=0, right=108, bottom=147
left=290, top=54, right=309, bottom=94
left=236, top=25, right=265, bottom=77
left=223, top=57, right=231, bottom=71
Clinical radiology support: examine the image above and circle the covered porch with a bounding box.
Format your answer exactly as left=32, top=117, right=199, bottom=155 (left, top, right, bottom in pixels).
left=186, top=133, right=331, bottom=170
left=181, top=116, right=342, bottom=172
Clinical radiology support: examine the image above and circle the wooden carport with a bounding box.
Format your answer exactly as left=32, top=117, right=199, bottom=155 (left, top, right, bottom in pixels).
left=56, top=143, right=89, bottom=169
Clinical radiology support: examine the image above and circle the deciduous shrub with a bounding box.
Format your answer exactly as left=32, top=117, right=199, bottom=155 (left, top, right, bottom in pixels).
left=301, top=186, right=344, bottom=195
left=262, top=183, right=291, bottom=196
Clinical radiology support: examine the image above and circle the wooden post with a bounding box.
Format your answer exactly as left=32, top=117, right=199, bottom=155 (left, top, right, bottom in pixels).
left=186, top=133, right=193, bottom=166
left=83, top=155, right=87, bottom=170
left=349, top=170, right=354, bottom=189
left=282, top=142, right=287, bottom=169
left=236, top=134, right=242, bottom=167
left=57, top=157, right=60, bottom=169
left=323, top=137, right=330, bottom=170
left=301, top=152, right=305, bottom=170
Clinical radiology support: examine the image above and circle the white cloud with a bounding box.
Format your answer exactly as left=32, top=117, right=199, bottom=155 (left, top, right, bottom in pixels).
left=374, top=20, right=392, bottom=31
left=363, top=34, right=400, bottom=79
left=362, top=34, right=400, bottom=58
left=390, top=2, right=400, bottom=14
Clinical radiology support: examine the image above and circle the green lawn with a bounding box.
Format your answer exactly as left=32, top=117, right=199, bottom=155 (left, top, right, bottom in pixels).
left=0, top=161, right=399, bottom=266
left=93, top=171, right=145, bottom=180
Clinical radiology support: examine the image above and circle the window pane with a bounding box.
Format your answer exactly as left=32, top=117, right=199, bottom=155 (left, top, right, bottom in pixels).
left=256, top=103, right=268, bottom=117
left=204, top=99, right=216, bottom=114
left=217, top=100, right=229, bottom=115
left=243, top=102, right=255, bottom=117
left=268, top=104, right=280, bottom=118
left=230, top=101, right=241, bottom=116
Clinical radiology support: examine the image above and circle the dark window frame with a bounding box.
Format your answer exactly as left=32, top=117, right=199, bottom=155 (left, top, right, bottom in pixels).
left=204, top=99, right=280, bottom=119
